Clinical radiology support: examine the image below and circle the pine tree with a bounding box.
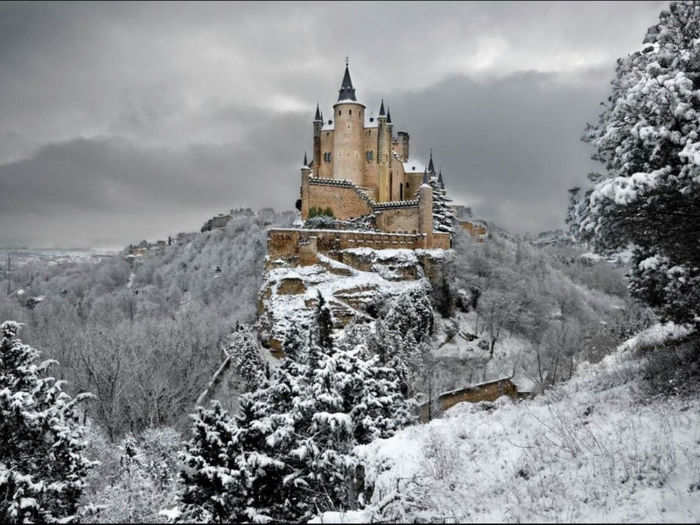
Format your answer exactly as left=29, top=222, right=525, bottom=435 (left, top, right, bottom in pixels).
left=178, top=401, right=250, bottom=523
left=228, top=324, right=267, bottom=391
left=568, top=0, right=700, bottom=328
left=315, top=291, right=334, bottom=352
left=178, top=319, right=416, bottom=522
left=0, top=321, right=95, bottom=523
left=430, top=171, right=456, bottom=235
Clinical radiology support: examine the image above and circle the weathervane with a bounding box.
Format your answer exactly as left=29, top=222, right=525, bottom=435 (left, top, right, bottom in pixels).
left=345, top=56, right=349, bottom=67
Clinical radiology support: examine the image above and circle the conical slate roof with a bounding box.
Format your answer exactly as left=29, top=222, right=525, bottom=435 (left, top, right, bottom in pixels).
left=438, top=170, right=445, bottom=189
left=386, top=106, right=392, bottom=123
left=337, top=64, right=357, bottom=101
left=379, top=99, right=385, bottom=116
left=428, top=149, right=435, bottom=174
left=314, top=103, right=322, bottom=121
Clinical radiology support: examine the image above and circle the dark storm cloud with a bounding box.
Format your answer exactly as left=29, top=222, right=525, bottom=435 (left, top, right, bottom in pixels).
left=0, top=1, right=668, bottom=247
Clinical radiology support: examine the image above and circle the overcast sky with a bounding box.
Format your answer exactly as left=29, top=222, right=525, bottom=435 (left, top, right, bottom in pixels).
left=0, top=1, right=667, bottom=248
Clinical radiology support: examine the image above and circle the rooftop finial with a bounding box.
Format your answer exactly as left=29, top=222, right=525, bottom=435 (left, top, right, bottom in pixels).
left=346, top=56, right=349, bottom=67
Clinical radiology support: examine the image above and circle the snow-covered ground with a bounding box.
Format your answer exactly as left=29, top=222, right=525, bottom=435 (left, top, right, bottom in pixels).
left=334, top=323, right=700, bottom=523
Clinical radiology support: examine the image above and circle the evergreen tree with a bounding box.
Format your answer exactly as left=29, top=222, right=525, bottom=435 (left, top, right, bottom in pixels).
left=430, top=171, right=456, bottom=235
left=0, top=321, right=95, bottom=523
left=568, top=1, right=700, bottom=328
left=178, top=319, right=415, bottom=522
left=315, top=291, right=334, bottom=352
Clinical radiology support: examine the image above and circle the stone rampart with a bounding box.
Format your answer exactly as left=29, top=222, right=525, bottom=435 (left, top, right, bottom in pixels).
left=267, top=228, right=427, bottom=261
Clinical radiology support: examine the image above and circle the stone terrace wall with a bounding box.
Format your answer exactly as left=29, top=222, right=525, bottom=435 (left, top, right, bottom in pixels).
left=267, top=228, right=427, bottom=260
left=432, top=232, right=452, bottom=249
left=307, top=179, right=372, bottom=220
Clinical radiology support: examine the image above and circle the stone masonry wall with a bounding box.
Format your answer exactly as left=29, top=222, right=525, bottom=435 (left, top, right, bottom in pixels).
left=267, top=228, right=428, bottom=260
left=306, top=182, right=372, bottom=220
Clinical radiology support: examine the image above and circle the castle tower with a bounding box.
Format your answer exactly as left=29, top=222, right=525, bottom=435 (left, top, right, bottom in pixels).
left=300, top=152, right=312, bottom=219
left=312, top=103, right=322, bottom=178
left=332, top=62, right=366, bottom=186
left=418, top=176, right=434, bottom=248
left=376, top=99, right=391, bottom=201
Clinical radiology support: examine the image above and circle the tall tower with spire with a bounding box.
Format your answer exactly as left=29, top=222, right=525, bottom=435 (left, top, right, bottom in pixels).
left=312, top=103, right=322, bottom=177
left=332, top=60, right=366, bottom=185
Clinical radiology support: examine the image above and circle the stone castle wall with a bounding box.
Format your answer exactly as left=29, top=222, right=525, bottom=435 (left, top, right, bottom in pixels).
left=306, top=180, right=372, bottom=220
left=267, top=228, right=429, bottom=261
left=375, top=204, right=420, bottom=233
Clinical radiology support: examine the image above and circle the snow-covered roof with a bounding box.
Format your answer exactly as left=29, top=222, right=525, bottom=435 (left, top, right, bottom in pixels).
left=335, top=99, right=365, bottom=106
left=403, top=159, right=426, bottom=173
left=322, top=121, right=335, bottom=131
left=364, top=115, right=378, bottom=129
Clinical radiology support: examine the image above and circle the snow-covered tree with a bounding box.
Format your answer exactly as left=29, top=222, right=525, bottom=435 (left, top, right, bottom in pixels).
left=178, top=319, right=415, bottom=522
left=0, top=321, right=95, bottom=523
left=430, top=171, right=456, bottom=235
left=568, top=1, right=700, bottom=328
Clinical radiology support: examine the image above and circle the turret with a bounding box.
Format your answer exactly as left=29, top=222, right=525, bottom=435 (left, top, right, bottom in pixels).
left=428, top=149, right=435, bottom=176
left=396, top=131, right=409, bottom=161
left=313, top=103, right=322, bottom=177
left=418, top=180, right=434, bottom=248
left=300, top=152, right=312, bottom=219
left=332, top=61, right=365, bottom=185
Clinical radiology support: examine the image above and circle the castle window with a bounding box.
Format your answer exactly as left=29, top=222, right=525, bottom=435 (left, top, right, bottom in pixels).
left=338, top=110, right=341, bottom=116
left=349, top=110, right=352, bottom=115
left=323, top=152, right=332, bottom=162
left=366, top=151, right=374, bottom=162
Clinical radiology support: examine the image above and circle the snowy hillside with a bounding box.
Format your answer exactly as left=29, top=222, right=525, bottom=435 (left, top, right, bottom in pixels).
left=338, top=323, right=699, bottom=523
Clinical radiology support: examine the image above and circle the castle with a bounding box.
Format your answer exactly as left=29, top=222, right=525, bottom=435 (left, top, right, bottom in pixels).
left=268, top=63, right=453, bottom=261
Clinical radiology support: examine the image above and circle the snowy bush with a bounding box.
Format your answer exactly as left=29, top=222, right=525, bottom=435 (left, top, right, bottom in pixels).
left=82, top=426, right=183, bottom=523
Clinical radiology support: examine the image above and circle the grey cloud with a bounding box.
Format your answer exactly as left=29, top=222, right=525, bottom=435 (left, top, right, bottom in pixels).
left=0, top=1, right=669, bottom=246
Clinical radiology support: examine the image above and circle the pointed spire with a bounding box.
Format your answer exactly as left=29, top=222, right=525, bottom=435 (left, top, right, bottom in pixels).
left=438, top=170, right=445, bottom=189
left=423, top=167, right=429, bottom=184
left=314, top=102, right=322, bottom=121
left=303, top=152, right=308, bottom=167
left=386, top=106, right=392, bottom=123
left=337, top=59, right=357, bottom=102
left=428, top=149, right=435, bottom=174
left=379, top=99, right=385, bottom=116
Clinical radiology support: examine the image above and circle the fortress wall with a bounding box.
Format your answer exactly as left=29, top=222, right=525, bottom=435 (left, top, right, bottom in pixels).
left=438, top=378, right=518, bottom=412
left=307, top=182, right=372, bottom=220
left=267, top=228, right=426, bottom=260
left=375, top=206, right=420, bottom=233
left=432, top=232, right=452, bottom=249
